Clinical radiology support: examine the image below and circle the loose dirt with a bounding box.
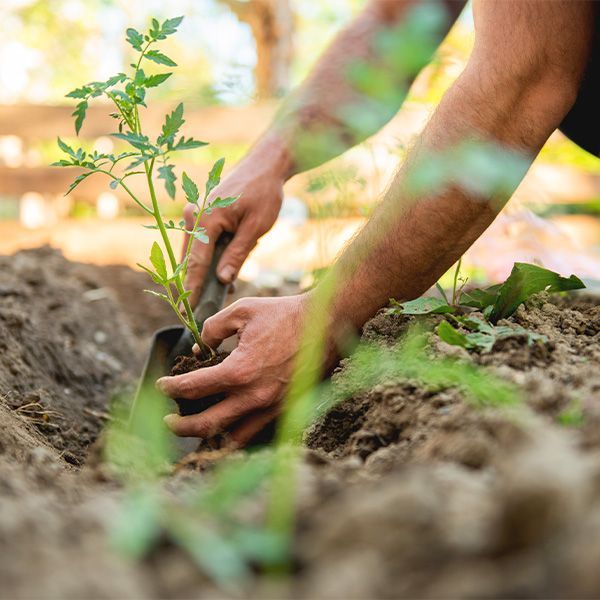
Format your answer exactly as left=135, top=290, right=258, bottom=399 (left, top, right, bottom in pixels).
left=1, top=246, right=599, bottom=599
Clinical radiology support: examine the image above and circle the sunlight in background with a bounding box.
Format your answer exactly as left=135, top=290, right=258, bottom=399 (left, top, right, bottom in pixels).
left=0, top=0, right=598, bottom=284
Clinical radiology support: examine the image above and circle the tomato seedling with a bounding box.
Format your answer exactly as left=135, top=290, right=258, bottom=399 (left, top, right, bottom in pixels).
left=53, top=16, right=237, bottom=351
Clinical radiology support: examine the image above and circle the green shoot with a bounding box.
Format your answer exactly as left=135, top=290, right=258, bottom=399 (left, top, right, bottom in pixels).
left=53, top=16, right=238, bottom=350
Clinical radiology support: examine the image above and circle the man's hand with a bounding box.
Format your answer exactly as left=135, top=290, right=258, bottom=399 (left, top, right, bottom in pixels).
left=182, top=137, right=290, bottom=307
left=157, top=294, right=308, bottom=447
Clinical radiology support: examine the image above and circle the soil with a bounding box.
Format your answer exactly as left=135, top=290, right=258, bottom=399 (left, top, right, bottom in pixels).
left=1, top=245, right=600, bottom=599
left=170, top=351, right=226, bottom=376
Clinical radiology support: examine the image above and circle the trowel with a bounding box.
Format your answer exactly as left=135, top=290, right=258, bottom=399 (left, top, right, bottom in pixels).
left=129, top=232, right=232, bottom=454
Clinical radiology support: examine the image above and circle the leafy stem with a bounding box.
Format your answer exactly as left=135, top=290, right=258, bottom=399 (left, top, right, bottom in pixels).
left=54, top=15, right=238, bottom=354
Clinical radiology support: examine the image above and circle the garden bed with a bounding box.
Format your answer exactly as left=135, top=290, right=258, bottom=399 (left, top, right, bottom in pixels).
left=0, top=247, right=599, bottom=599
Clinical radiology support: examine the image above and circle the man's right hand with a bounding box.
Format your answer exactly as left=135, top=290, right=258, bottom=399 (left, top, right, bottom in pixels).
left=182, top=141, right=289, bottom=307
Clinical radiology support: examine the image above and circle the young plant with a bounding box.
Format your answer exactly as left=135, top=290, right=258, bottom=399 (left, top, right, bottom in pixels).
left=389, top=261, right=585, bottom=352
left=53, top=16, right=237, bottom=350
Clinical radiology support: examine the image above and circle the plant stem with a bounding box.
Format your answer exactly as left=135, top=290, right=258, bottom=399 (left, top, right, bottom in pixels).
left=144, top=160, right=202, bottom=346
left=95, top=169, right=153, bottom=215
left=452, top=256, right=462, bottom=307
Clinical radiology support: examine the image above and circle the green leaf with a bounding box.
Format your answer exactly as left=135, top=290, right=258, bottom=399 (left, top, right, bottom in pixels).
left=126, top=27, right=144, bottom=51
left=193, top=229, right=209, bottom=244
left=175, top=290, right=192, bottom=304
left=66, top=85, right=91, bottom=99
left=57, top=137, right=76, bottom=158
left=169, top=136, right=208, bottom=151
left=205, top=157, right=225, bottom=197
left=437, top=320, right=470, bottom=347
left=65, top=172, right=93, bottom=195
left=210, top=195, right=239, bottom=210
left=104, top=73, right=128, bottom=88
left=159, top=103, right=184, bottom=145
left=393, top=297, right=454, bottom=315
left=145, top=50, right=177, bottom=67
left=181, top=172, right=200, bottom=204
left=158, top=164, right=177, bottom=200
left=144, top=72, right=172, bottom=88
left=489, top=263, right=585, bottom=323
left=435, top=282, right=449, bottom=304
left=459, top=284, right=501, bottom=310
left=149, top=242, right=167, bottom=280
left=72, top=100, right=88, bottom=135
left=160, top=16, right=184, bottom=37
left=143, top=289, right=171, bottom=304
left=112, top=132, right=152, bottom=152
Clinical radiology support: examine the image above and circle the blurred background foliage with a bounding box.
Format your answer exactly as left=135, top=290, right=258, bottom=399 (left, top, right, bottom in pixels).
left=0, top=0, right=599, bottom=285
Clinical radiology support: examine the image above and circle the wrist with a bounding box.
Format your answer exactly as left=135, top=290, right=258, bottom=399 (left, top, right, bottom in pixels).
left=243, top=131, right=295, bottom=183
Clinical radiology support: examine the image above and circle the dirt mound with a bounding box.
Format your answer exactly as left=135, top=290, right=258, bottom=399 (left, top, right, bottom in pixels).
left=298, top=292, right=600, bottom=598
left=0, top=247, right=150, bottom=463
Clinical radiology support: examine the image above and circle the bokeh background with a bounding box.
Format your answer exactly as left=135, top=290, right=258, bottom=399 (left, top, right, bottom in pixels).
left=1, top=0, right=599, bottom=289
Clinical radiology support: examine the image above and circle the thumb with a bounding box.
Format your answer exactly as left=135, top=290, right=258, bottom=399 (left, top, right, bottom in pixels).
left=216, top=224, right=257, bottom=284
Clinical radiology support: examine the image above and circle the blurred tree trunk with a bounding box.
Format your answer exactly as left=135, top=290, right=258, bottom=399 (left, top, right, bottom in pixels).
left=219, top=0, right=294, bottom=99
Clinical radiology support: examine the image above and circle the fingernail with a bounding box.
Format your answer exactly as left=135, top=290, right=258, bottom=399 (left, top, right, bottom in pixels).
left=156, top=377, right=168, bottom=393
left=163, top=414, right=178, bottom=429
left=219, top=265, right=236, bottom=283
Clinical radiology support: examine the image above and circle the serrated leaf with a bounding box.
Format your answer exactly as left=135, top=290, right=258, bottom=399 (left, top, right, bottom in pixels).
left=104, top=73, right=128, bottom=87
left=169, top=136, right=208, bottom=151
left=65, top=172, right=93, bottom=195
left=144, top=72, right=172, bottom=88
left=112, top=132, right=152, bottom=152
left=205, top=157, right=225, bottom=197
left=393, top=297, right=454, bottom=315
left=125, top=154, right=153, bottom=170
left=181, top=171, right=199, bottom=204
left=145, top=50, right=177, bottom=67
left=66, top=85, right=91, bottom=99
left=57, top=137, right=76, bottom=158
left=72, top=100, right=88, bottom=135
left=149, top=242, right=167, bottom=280
left=126, top=27, right=144, bottom=51
left=160, top=16, right=184, bottom=37
left=210, top=195, right=239, bottom=210
left=159, top=103, right=184, bottom=145
left=158, top=164, right=177, bottom=199
left=489, top=263, right=585, bottom=323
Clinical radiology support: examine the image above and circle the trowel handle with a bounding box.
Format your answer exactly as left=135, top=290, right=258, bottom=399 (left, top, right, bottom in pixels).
left=192, top=231, right=233, bottom=327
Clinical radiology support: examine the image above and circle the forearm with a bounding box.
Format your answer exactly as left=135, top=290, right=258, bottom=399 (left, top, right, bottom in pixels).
left=241, top=0, right=464, bottom=181
left=323, top=0, right=592, bottom=338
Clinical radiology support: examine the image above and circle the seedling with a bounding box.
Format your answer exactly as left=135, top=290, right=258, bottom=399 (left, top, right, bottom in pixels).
left=53, top=16, right=237, bottom=350
left=389, top=261, right=585, bottom=352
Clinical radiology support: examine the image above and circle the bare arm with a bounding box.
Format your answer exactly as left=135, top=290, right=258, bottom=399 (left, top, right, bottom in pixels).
left=324, top=0, right=594, bottom=334
left=161, top=0, right=593, bottom=446
left=253, top=0, right=466, bottom=177
left=184, top=0, right=465, bottom=294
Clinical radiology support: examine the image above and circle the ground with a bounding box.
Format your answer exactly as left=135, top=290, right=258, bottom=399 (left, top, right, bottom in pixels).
left=0, top=247, right=599, bottom=599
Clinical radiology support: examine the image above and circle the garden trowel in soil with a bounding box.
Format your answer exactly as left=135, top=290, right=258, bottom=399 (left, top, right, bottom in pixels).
left=129, top=232, right=232, bottom=453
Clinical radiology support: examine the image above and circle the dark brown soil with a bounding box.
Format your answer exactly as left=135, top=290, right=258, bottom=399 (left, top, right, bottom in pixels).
left=0, top=246, right=162, bottom=464
left=170, top=351, right=226, bottom=376
left=1, top=246, right=600, bottom=600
